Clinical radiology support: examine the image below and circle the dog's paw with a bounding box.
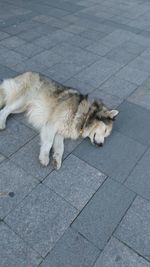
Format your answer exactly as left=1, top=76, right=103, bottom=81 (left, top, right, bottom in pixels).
left=39, top=154, right=49, bottom=167
left=52, top=157, right=62, bottom=170
left=0, top=119, right=6, bottom=130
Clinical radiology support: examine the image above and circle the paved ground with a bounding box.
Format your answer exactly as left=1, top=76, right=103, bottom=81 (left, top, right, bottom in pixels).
left=0, top=0, right=150, bottom=266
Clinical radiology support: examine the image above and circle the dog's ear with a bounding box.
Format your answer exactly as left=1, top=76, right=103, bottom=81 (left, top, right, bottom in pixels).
left=108, top=110, right=119, bottom=119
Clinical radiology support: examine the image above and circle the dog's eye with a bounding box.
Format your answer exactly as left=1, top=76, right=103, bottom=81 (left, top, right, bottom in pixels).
left=105, top=129, right=107, bottom=133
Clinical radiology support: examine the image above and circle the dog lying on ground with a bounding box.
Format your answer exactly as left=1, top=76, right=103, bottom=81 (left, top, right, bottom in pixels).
left=0, top=72, right=119, bottom=169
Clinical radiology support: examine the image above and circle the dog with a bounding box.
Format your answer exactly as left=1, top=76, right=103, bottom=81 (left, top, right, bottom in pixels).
left=0, top=72, right=119, bottom=169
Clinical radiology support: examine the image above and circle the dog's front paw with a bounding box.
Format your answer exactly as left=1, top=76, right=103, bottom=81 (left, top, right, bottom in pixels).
left=39, top=154, right=49, bottom=167
left=52, top=156, right=62, bottom=170
left=0, top=119, right=6, bottom=130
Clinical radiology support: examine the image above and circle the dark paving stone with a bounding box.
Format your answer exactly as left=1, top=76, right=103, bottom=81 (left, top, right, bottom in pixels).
left=31, top=50, right=63, bottom=68
left=0, top=31, right=9, bottom=41
left=75, top=58, right=122, bottom=88
left=118, top=40, right=146, bottom=55
left=51, top=42, right=101, bottom=68
left=72, top=178, right=135, bottom=250
left=0, top=118, right=36, bottom=157
left=0, top=222, right=42, bottom=267
left=5, top=183, right=78, bottom=257
left=128, top=56, right=150, bottom=72
left=0, top=64, right=18, bottom=81
left=0, top=49, right=27, bottom=68
left=73, top=131, right=145, bottom=183
left=125, top=148, right=150, bottom=200
left=99, top=76, right=137, bottom=99
left=0, top=160, right=38, bottom=219
left=128, top=78, right=150, bottom=110
left=40, top=228, right=100, bottom=267
left=64, top=77, right=94, bottom=94
left=115, top=101, right=150, bottom=145
left=94, top=237, right=150, bottom=267
left=44, top=155, right=106, bottom=210
left=10, top=136, right=53, bottom=181
left=116, top=66, right=149, bottom=85
left=115, top=196, right=150, bottom=261
left=89, top=88, right=123, bottom=109
left=105, top=48, right=137, bottom=65
left=79, top=29, right=107, bottom=41
left=14, top=43, right=44, bottom=58
left=14, top=58, right=47, bottom=73
left=43, top=62, right=84, bottom=83
left=0, top=36, right=26, bottom=49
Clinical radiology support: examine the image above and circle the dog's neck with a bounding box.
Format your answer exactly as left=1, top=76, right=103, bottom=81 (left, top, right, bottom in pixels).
left=74, top=100, right=91, bottom=137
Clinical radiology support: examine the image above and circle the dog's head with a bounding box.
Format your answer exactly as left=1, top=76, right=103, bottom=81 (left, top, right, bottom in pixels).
left=82, top=100, right=119, bottom=146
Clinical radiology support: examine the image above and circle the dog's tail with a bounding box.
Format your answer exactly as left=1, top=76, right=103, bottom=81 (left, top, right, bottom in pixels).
left=0, top=81, right=5, bottom=109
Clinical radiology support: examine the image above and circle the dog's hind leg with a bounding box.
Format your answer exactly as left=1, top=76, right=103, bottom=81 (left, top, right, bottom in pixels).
left=39, top=123, right=57, bottom=167
left=0, top=97, right=25, bottom=129
left=52, top=134, right=64, bottom=170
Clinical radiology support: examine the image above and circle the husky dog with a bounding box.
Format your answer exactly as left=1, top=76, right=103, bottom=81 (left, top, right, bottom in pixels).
left=0, top=72, right=119, bottom=169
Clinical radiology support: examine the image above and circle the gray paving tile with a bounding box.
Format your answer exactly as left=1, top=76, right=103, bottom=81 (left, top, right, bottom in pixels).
left=79, top=29, right=107, bottom=41
left=94, top=237, right=150, bottom=267
left=89, top=88, right=123, bottom=108
left=105, top=48, right=137, bottom=65
left=0, top=160, right=38, bottom=219
left=128, top=56, right=150, bottom=72
left=99, top=76, right=137, bottom=99
left=31, top=50, right=63, bottom=68
left=51, top=43, right=101, bottom=68
left=4, top=20, right=42, bottom=35
left=10, top=136, right=53, bottom=180
left=125, top=148, right=150, bottom=200
left=63, top=24, right=86, bottom=34
left=0, top=49, right=27, bottom=68
left=75, top=58, right=122, bottom=88
left=34, top=30, right=75, bottom=49
left=141, top=47, right=150, bottom=60
left=43, top=62, right=84, bottom=83
left=0, top=36, right=26, bottom=49
left=40, top=227, right=100, bottom=267
left=73, top=131, right=146, bottom=183
left=66, top=35, right=93, bottom=48
left=86, top=41, right=114, bottom=56
left=5, top=183, right=78, bottom=257
left=44, top=155, right=106, bottom=210
left=14, top=42, right=44, bottom=58
left=72, top=178, right=135, bottom=249
left=0, top=64, right=18, bottom=81
left=0, top=222, right=42, bottom=267
left=0, top=117, right=36, bottom=156
left=14, top=58, right=47, bottom=73
left=115, top=101, right=150, bottom=145
left=0, top=31, right=9, bottom=41
left=116, top=66, right=150, bottom=85
left=64, top=77, right=94, bottom=94
left=118, top=40, right=147, bottom=55
left=115, top=196, right=150, bottom=261
left=0, top=153, right=5, bottom=164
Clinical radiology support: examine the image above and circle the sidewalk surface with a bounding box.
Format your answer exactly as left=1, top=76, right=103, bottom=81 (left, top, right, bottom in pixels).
left=0, top=0, right=150, bottom=266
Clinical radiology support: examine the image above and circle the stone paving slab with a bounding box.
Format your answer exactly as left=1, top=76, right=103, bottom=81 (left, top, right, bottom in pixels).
left=128, top=78, right=150, bottom=110
left=0, top=222, right=42, bottom=267
left=72, top=178, right=135, bottom=250
left=40, top=228, right=100, bottom=267
left=115, top=196, right=150, bottom=261
left=115, top=101, right=150, bottom=145
left=5, top=183, right=78, bottom=257
left=0, top=160, right=38, bottom=219
left=99, top=76, right=137, bottom=99
left=94, top=237, right=150, bottom=267
left=0, top=117, right=36, bottom=157
left=73, top=131, right=146, bottom=183
left=44, top=154, right=106, bottom=210
left=125, top=148, right=150, bottom=200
